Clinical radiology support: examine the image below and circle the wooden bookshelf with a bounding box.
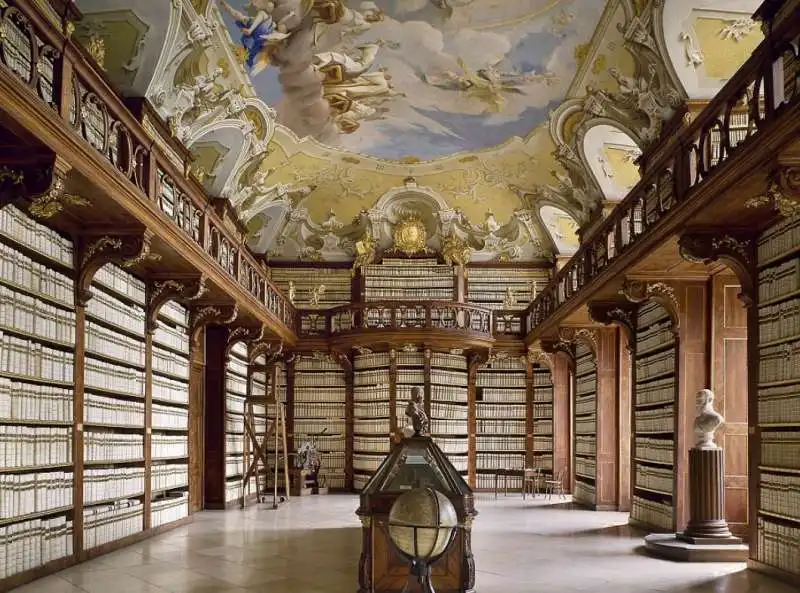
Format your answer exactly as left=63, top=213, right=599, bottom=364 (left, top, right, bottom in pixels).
left=531, top=363, right=554, bottom=476
left=755, top=216, right=800, bottom=577
left=474, top=356, right=527, bottom=491
left=630, top=301, right=677, bottom=532
left=291, top=354, right=347, bottom=490
left=466, top=267, right=548, bottom=311
left=270, top=267, right=351, bottom=308
left=352, top=352, right=392, bottom=491
left=428, top=351, right=469, bottom=477
left=362, top=259, right=455, bottom=301
left=573, top=343, right=597, bottom=507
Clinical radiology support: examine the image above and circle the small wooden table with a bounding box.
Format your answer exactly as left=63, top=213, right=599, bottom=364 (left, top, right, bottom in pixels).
left=493, top=469, right=520, bottom=499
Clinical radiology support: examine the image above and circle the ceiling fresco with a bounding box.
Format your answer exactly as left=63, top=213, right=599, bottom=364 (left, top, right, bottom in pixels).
left=217, top=0, right=607, bottom=160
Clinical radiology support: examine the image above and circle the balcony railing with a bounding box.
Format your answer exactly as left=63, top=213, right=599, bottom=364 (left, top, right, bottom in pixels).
left=298, top=301, right=493, bottom=341
left=525, top=7, right=799, bottom=337
left=0, top=1, right=295, bottom=334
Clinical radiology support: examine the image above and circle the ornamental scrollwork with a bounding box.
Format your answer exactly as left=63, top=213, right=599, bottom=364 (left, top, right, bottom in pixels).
left=188, top=303, right=239, bottom=347
left=527, top=348, right=552, bottom=369
left=587, top=301, right=637, bottom=340
left=745, top=167, right=800, bottom=218
left=620, top=278, right=680, bottom=327
left=27, top=163, right=90, bottom=220
left=146, top=274, right=208, bottom=332
left=249, top=340, right=284, bottom=365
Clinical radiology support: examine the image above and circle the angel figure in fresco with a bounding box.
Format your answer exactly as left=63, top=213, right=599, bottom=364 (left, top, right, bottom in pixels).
left=423, top=58, right=527, bottom=113
left=219, top=0, right=292, bottom=76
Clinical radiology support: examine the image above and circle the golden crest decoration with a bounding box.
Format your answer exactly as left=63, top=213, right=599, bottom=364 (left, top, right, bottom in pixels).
left=392, top=216, right=428, bottom=256
left=441, top=235, right=472, bottom=266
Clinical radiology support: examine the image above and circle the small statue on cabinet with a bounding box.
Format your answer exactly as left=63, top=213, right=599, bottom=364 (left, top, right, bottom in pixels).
left=288, top=280, right=296, bottom=304
left=309, top=283, right=326, bottom=306
left=693, top=388, right=724, bottom=450
left=503, top=286, right=516, bottom=308
left=404, top=386, right=429, bottom=437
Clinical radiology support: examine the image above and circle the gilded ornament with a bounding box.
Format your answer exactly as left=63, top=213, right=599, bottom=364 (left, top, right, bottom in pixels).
left=746, top=179, right=800, bottom=218
left=352, top=230, right=377, bottom=277
left=441, top=235, right=471, bottom=266
left=86, top=34, right=106, bottom=69
left=392, top=216, right=429, bottom=256
left=28, top=174, right=90, bottom=220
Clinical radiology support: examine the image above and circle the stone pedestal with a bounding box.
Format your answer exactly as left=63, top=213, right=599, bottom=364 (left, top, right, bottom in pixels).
left=644, top=447, right=748, bottom=562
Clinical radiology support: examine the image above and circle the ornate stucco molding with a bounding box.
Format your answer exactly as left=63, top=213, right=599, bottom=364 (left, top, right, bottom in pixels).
left=620, top=278, right=680, bottom=328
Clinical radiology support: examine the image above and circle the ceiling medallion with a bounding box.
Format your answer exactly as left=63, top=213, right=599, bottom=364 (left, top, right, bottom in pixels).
left=392, top=216, right=429, bottom=256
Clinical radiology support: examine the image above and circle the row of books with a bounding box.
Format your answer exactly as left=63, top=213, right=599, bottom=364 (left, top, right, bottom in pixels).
left=0, top=333, right=74, bottom=384
left=363, top=288, right=454, bottom=300
left=635, top=406, right=675, bottom=434
left=476, top=419, right=526, bottom=434
left=533, top=372, right=552, bottom=387
left=575, top=436, right=596, bottom=457
left=430, top=353, right=468, bottom=369
left=758, top=298, right=800, bottom=344
left=635, top=463, right=674, bottom=495
left=0, top=471, right=72, bottom=520
left=159, top=301, right=187, bottom=329
left=533, top=403, right=554, bottom=418
left=433, top=437, right=469, bottom=455
left=635, top=322, right=674, bottom=354
left=479, top=388, right=526, bottom=403
left=575, top=416, right=596, bottom=435
left=292, top=420, right=346, bottom=436
left=86, top=291, right=145, bottom=335
left=761, top=431, right=800, bottom=469
left=759, top=471, right=800, bottom=520
left=475, top=453, right=525, bottom=470
left=638, top=301, right=671, bottom=329
left=574, top=481, right=595, bottom=505
left=85, top=394, right=144, bottom=427
left=634, top=437, right=674, bottom=465
left=757, top=214, right=800, bottom=262
left=152, top=404, right=189, bottom=431
left=152, top=322, right=189, bottom=354
left=152, top=495, right=189, bottom=528
left=482, top=357, right=526, bottom=371
left=354, top=353, right=391, bottom=370
left=575, top=456, right=595, bottom=479
left=0, top=516, right=73, bottom=580
left=152, top=464, right=188, bottom=491
left=430, top=403, right=469, bottom=420
left=533, top=420, right=553, bottom=434
left=84, top=358, right=145, bottom=398
left=86, top=323, right=144, bottom=368
left=353, top=436, right=390, bottom=451
left=476, top=436, right=525, bottom=451
left=429, top=369, right=468, bottom=387
left=293, top=374, right=346, bottom=388
left=82, top=500, right=142, bottom=549
left=0, top=242, right=72, bottom=308
left=83, top=467, right=144, bottom=504
left=0, top=379, right=72, bottom=423
left=430, top=385, right=468, bottom=402
left=476, top=404, right=526, bottom=419
left=226, top=395, right=245, bottom=415
left=758, top=384, right=800, bottom=424
left=152, top=346, right=189, bottom=380
left=429, top=419, right=468, bottom=436
left=0, top=426, right=71, bottom=468
left=353, top=455, right=383, bottom=472
left=631, top=495, right=673, bottom=530
left=353, top=419, right=391, bottom=435
left=637, top=349, right=675, bottom=381
left=575, top=395, right=596, bottom=416
left=226, top=356, right=248, bottom=379
left=396, top=370, right=425, bottom=384
left=474, top=474, right=522, bottom=490
left=354, top=370, right=390, bottom=387
left=635, top=376, right=676, bottom=408
left=294, top=402, right=346, bottom=419
left=226, top=435, right=244, bottom=455
left=0, top=206, right=73, bottom=269
left=354, top=402, right=391, bottom=419
left=759, top=340, right=800, bottom=383
left=84, top=433, right=142, bottom=463
left=475, top=374, right=526, bottom=388
left=0, top=285, right=76, bottom=345
left=575, top=354, right=595, bottom=377
left=758, top=258, right=800, bottom=302
left=152, top=435, right=188, bottom=459
left=226, top=374, right=247, bottom=396
left=757, top=517, right=800, bottom=574
left=294, top=355, right=347, bottom=372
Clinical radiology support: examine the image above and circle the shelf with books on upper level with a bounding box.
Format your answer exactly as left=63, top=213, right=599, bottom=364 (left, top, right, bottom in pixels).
left=292, top=354, right=347, bottom=490
left=466, top=267, right=549, bottom=311
left=756, top=217, right=800, bottom=577
left=353, top=352, right=392, bottom=491
left=362, top=259, right=455, bottom=301
left=474, top=356, right=528, bottom=491
left=270, top=267, right=351, bottom=309
left=630, top=300, right=677, bottom=532
left=224, top=342, right=249, bottom=505
left=573, top=342, right=597, bottom=507
left=428, top=352, right=469, bottom=476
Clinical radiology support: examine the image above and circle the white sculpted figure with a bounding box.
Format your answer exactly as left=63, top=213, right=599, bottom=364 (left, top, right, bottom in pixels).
left=693, top=389, right=724, bottom=450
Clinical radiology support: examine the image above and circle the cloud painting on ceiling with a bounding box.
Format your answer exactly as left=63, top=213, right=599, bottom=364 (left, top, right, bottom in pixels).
left=217, top=0, right=606, bottom=161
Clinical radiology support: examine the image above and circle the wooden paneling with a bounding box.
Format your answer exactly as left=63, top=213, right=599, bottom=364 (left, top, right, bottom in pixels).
left=595, top=327, right=620, bottom=510
left=711, top=274, right=749, bottom=537
left=203, top=326, right=228, bottom=509
left=552, top=353, right=572, bottom=491
left=618, top=331, right=632, bottom=512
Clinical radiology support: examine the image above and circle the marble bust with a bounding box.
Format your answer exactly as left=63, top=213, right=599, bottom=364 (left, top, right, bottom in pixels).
left=404, top=386, right=429, bottom=437
left=693, top=388, right=724, bottom=450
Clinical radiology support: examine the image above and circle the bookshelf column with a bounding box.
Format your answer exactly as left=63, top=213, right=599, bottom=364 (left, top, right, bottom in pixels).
left=595, top=327, right=620, bottom=511
left=203, top=325, right=227, bottom=509
left=544, top=345, right=572, bottom=489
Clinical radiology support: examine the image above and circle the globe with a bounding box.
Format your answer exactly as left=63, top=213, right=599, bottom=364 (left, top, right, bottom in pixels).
left=388, top=488, right=458, bottom=559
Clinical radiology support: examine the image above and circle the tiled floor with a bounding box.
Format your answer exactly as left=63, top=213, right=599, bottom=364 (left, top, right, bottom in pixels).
left=14, top=494, right=798, bottom=593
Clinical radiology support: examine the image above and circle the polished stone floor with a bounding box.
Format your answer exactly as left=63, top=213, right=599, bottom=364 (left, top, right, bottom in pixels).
left=15, top=494, right=797, bottom=593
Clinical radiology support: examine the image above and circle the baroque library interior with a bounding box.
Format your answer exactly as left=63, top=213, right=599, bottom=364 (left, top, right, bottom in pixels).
left=0, top=0, right=798, bottom=592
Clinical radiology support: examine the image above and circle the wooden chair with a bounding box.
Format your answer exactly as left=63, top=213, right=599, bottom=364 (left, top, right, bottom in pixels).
left=544, top=469, right=567, bottom=500
left=522, top=468, right=541, bottom=499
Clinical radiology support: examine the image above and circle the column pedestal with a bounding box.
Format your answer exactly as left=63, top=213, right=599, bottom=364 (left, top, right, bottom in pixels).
left=644, top=447, right=748, bottom=562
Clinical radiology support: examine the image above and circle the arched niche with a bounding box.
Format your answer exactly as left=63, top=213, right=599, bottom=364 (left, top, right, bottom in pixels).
left=582, top=125, right=642, bottom=202
left=661, top=0, right=763, bottom=100
left=539, top=205, right=580, bottom=256
left=75, top=0, right=177, bottom=95
left=187, top=125, right=248, bottom=197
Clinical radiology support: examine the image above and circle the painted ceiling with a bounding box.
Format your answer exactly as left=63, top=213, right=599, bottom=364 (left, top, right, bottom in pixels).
left=70, top=0, right=765, bottom=262
left=218, top=0, right=607, bottom=161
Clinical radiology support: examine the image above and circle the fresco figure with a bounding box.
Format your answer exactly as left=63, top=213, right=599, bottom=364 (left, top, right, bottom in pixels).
left=219, top=0, right=291, bottom=76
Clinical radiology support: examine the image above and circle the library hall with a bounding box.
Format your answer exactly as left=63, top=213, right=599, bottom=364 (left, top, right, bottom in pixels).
left=0, top=0, right=799, bottom=591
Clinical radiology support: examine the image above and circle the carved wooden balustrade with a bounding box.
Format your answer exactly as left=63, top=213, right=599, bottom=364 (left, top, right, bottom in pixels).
left=524, top=7, right=800, bottom=339
left=297, top=301, right=494, bottom=345
left=0, top=0, right=295, bottom=335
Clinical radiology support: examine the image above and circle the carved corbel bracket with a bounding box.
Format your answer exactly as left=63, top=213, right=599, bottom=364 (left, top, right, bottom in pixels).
left=745, top=166, right=800, bottom=217
left=526, top=348, right=553, bottom=369
left=226, top=323, right=269, bottom=359
left=620, top=278, right=681, bottom=329
left=678, top=231, right=756, bottom=308
left=540, top=337, right=575, bottom=362
left=27, top=158, right=91, bottom=220
left=330, top=350, right=353, bottom=373
left=559, top=327, right=599, bottom=356
left=76, top=229, right=156, bottom=306
left=249, top=340, right=284, bottom=365
left=0, top=153, right=64, bottom=210
left=146, top=274, right=208, bottom=333
left=188, top=302, right=238, bottom=348
left=588, top=301, right=637, bottom=341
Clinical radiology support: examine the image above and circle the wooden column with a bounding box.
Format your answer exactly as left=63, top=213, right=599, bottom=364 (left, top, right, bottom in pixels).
left=344, top=354, right=355, bottom=491
left=595, top=327, right=620, bottom=511
left=617, top=330, right=632, bottom=513
left=423, top=348, right=432, bottom=419
left=285, top=357, right=296, bottom=456
left=551, top=352, right=571, bottom=489
left=203, top=325, right=228, bottom=509
left=72, top=303, right=86, bottom=554
left=709, top=274, right=749, bottom=537
left=525, top=360, right=535, bottom=469
left=467, top=354, right=480, bottom=488
left=676, top=282, right=710, bottom=530
left=389, top=349, right=398, bottom=443
left=143, top=328, right=153, bottom=530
